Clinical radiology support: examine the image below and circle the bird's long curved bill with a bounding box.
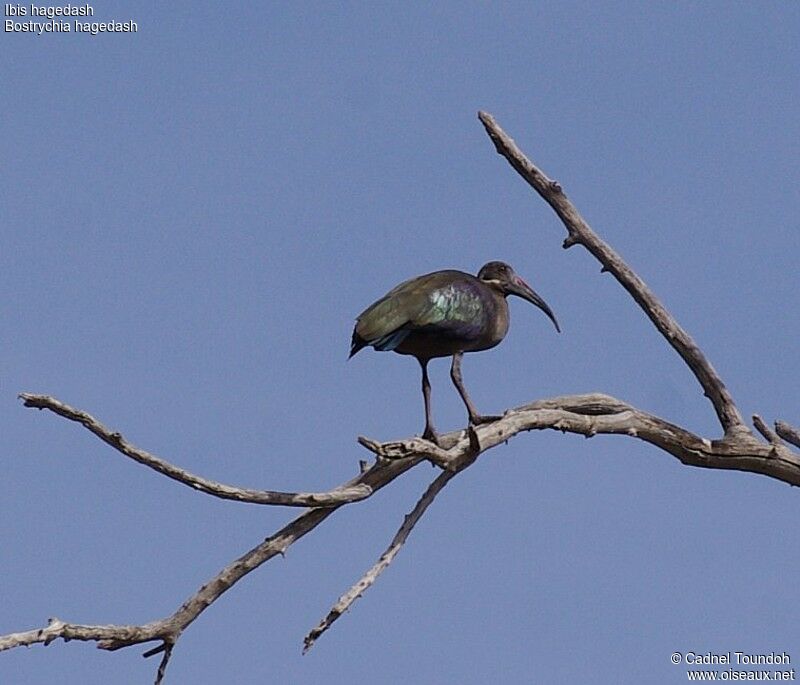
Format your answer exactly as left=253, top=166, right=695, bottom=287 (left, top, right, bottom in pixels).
left=510, top=277, right=561, bottom=333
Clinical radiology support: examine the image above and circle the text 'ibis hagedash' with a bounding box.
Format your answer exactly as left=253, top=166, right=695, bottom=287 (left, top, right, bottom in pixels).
left=350, top=261, right=560, bottom=445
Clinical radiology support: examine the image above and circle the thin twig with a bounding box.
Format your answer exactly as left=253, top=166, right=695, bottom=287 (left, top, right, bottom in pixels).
left=477, top=111, right=746, bottom=437
left=19, top=393, right=372, bottom=507
left=303, top=466, right=462, bottom=652
left=776, top=421, right=800, bottom=449
left=154, top=643, right=174, bottom=685
left=753, top=415, right=781, bottom=445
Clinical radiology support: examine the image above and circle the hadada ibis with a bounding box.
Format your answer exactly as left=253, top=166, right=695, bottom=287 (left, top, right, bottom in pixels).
left=350, top=261, right=560, bottom=445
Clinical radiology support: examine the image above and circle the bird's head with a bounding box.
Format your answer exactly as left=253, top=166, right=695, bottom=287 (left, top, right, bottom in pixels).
left=477, top=261, right=560, bottom=333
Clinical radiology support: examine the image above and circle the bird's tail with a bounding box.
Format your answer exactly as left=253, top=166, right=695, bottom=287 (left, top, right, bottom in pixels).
left=349, top=327, right=410, bottom=358
left=349, top=331, right=368, bottom=358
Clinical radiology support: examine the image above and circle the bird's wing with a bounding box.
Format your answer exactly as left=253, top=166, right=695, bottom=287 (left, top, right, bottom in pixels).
left=354, top=272, right=486, bottom=349
left=411, top=279, right=486, bottom=334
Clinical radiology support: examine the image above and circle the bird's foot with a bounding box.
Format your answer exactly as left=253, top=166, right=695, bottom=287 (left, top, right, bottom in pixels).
left=422, top=427, right=441, bottom=447
left=469, top=413, right=502, bottom=426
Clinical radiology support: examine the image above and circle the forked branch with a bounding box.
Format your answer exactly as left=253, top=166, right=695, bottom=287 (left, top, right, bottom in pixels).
left=3, top=112, right=794, bottom=683
left=0, top=432, right=423, bottom=683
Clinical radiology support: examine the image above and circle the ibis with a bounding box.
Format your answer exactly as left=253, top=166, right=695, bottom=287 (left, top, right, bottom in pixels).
left=350, top=261, right=560, bottom=445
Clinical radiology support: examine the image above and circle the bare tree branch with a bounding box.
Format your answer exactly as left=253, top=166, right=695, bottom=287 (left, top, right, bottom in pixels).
left=358, top=434, right=458, bottom=470
left=477, top=111, right=747, bottom=437
left=776, top=421, right=800, bottom=449
left=310, top=396, right=800, bottom=650
left=4, top=390, right=797, bottom=671
left=5, top=112, right=795, bottom=682
left=363, top=394, right=799, bottom=485
left=303, top=466, right=461, bottom=653
left=753, top=414, right=781, bottom=445
left=19, top=393, right=372, bottom=507
left=303, top=433, right=483, bottom=651
left=155, top=644, right=174, bottom=685
left=0, top=444, right=425, bottom=682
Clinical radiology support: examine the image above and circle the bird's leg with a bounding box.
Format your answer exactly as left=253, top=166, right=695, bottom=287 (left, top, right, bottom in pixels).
left=419, top=359, right=440, bottom=445
left=450, top=352, right=501, bottom=426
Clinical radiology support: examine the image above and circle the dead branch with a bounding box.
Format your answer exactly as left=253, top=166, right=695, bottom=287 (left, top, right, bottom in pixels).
left=303, top=466, right=461, bottom=653
left=0, top=443, right=424, bottom=683
left=19, top=393, right=372, bottom=507
left=477, top=111, right=747, bottom=438
left=395, top=394, right=799, bottom=484
left=776, top=420, right=800, bottom=449
left=753, top=414, right=781, bottom=445
left=4, top=112, right=795, bottom=682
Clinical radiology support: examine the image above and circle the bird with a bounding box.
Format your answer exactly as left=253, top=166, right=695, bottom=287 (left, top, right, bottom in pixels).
left=350, top=261, right=560, bottom=445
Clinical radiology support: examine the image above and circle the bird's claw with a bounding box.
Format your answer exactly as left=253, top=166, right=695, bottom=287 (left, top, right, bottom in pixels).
left=422, top=428, right=441, bottom=447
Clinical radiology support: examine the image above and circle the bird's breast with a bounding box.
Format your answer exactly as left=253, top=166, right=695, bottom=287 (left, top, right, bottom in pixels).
left=464, top=293, right=508, bottom=352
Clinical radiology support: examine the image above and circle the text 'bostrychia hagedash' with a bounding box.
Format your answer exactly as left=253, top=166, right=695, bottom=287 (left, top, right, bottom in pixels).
left=350, top=261, right=560, bottom=445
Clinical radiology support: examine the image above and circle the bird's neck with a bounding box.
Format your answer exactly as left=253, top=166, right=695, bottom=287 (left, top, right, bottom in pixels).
left=487, top=291, right=510, bottom=345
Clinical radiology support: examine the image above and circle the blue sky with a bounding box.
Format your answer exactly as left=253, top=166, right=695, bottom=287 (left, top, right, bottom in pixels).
left=2, top=2, right=799, bottom=683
